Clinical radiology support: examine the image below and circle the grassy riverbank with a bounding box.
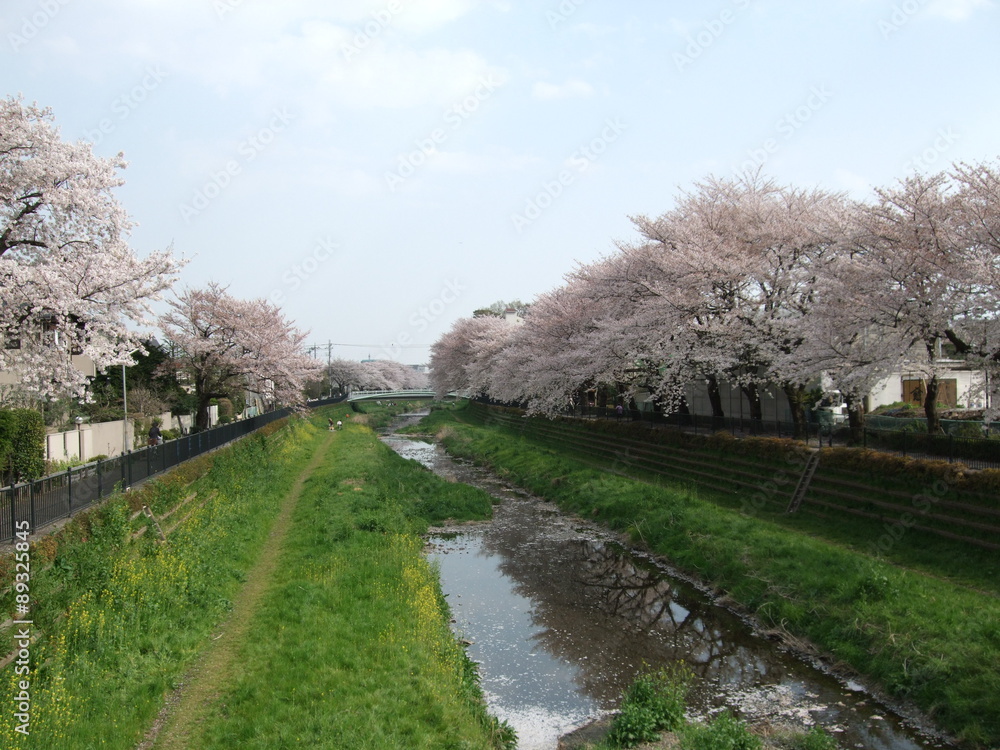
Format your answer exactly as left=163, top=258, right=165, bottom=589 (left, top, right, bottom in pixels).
left=184, top=417, right=511, bottom=749
left=0, top=416, right=317, bottom=748
left=0, top=410, right=511, bottom=749
left=420, top=402, right=1000, bottom=748
left=346, top=398, right=430, bottom=431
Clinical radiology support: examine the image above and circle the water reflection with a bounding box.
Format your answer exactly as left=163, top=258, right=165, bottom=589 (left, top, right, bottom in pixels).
left=382, top=428, right=950, bottom=750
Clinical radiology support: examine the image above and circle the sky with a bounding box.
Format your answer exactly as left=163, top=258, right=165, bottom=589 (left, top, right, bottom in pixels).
left=2, top=0, right=999, bottom=366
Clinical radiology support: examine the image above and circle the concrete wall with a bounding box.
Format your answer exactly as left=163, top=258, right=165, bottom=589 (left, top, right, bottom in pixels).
left=867, top=366, right=987, bottom=410
left=46, top=419, right=134, bottom=461
left=44, top=409, right=200, bottom=463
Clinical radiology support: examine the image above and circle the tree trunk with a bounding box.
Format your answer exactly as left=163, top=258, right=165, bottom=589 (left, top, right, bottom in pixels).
left=705, top=376, right=724, bottom=417
left=706, top=375, right=724, bottom=430
left=782, top=383, right=809, bottom=440
left=676, top=396, right=691, bottom=426
left=742, top=382, right=763, bottom=433
left=195, top=395, right=212, bottom=432
left=924, top=374, right=943, bottom=434
left=845, top=393, right=865, bottom=445
left=742, top=383, right=763, bottom=421
left=597, top=386, right=609, bottom=409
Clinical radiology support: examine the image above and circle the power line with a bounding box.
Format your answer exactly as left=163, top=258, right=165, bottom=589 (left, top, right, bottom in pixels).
left=311, top=342, right=431, bottom=349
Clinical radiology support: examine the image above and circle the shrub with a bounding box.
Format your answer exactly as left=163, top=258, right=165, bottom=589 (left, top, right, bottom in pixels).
left=791, top=726, right=839, bottom=750
left=217, top=397, right=234, bottom=418
left=607, top=701, right=662, bottom=747
left=46, top=457, right=86, bottom=473
left=681, top=711, right=761, bottom=750
left=607, top=666, right=690, bottom=747
left=0, top=408, right=46, bottom=483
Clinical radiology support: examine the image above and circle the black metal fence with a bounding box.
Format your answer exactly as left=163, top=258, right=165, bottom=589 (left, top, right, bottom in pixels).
left=575, top=405, right=1000, bottom=470
left=861, top=427, right=1000, bottom=470
left=0, top=407, right=297, bottom=544
left=475, top=403, right=1000, bottom=551
left=578, top=405, right=833, bottom=442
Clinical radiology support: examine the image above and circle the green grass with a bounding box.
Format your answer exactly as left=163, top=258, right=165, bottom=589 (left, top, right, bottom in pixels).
left=443, top=402, right=1000, bottom=597
left=0, top=410, right=509, bottom=750
left=348, top=399, right=432, bottom=432
left=0, top=417, right=321, bottom=749
left=591, top=668, right=836, bottom=750
left=426, top=403, right=1000, bottom=748
left=182, top=418, right=511, bottom=749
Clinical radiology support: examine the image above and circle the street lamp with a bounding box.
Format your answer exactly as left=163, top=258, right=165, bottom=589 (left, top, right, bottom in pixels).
left=122, top=362, right=128, bottom=453
left=121, top=348, right=140, bottom=454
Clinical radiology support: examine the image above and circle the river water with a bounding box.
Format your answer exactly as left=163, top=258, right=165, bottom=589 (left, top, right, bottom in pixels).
left=382, top=415, right=953, bottom=750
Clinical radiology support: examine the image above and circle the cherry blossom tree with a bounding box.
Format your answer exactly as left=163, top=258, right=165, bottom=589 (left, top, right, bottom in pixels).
left=843, top=172, right=974, bottom=434
left=617, top=200, right=751, bottom=419
left=620, top=175, right=848, bottom=436
left=785, top=252, right=904, bottom=443
left=485, top=264, right=635, bottom=415
left=0, top=96, right=183, bottom=401
left=430, top=167, right=1000, bottom=438
left=355, top=359, right=427, bottom=391
left=946, top=159, right=1000, bottom=420
left=327, top=358, right=366, bottom=395
left=159, top=283, right=320, bottom=429
left=472, top=299, right=531, bottom=318
left=430, top=316, right=512, bottom=397
left=323, top=357, right=427, bottom=395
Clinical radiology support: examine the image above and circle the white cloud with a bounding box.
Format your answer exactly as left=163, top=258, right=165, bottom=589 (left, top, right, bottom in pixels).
left=531, top=79, right=594, bottom=101
left=49, top=4, right=506, bottom=114
left=392, top=0, right=477, bottom=33
left=925, top=0, right=993, bottom=20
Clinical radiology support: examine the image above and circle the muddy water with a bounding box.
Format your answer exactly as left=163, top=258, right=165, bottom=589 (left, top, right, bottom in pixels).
left=382, top=417, right=953, bottom=750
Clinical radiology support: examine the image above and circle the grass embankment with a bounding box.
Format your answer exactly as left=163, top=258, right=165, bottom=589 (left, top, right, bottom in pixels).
left=176, top=417, right=513, bottom=749
left=347, top=398, right=431, bottom=431
left=456, top=407, right=1000, bottom=598
left=0, top=416, right=317, bottom=749
left=421, top=402, right=1000, bottom=748
left=0, top=410, right=511, bottom=749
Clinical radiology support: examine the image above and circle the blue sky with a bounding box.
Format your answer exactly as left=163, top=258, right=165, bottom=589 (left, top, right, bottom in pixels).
left=3, top=0, right=998, bottom=365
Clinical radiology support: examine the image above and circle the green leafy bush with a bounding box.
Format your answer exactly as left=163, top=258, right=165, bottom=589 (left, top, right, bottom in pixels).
left=791, top=726, right=839, bottom=750
left=681, top=711, right=761, bottom=750
left=217, top=397, right=234, bottom=418
left=607, top=701, right=663, bottom=747
left=0, top=408, right=45, bottom=482
left=607, top=666, right=690, bottom=747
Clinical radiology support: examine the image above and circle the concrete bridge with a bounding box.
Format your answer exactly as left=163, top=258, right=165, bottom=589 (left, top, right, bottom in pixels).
left=346, top=389, right=436, bottom=402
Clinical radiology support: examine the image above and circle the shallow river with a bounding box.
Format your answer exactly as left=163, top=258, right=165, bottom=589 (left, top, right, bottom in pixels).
left=382, top=416, right=954, bottom=750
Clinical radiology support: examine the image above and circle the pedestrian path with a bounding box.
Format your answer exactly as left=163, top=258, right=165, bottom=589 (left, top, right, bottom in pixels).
left=139, top=430, right=334, bottom=750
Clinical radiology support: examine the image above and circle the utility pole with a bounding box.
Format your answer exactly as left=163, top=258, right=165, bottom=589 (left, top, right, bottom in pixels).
left=326, top=341, right=333, bottom=398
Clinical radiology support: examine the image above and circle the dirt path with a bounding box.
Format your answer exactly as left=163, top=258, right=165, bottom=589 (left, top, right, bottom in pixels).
left=138, top=431, right=334, bottom=750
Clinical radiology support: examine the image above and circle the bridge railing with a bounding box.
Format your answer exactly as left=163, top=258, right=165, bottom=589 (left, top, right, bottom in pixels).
left=347, top=390, right=436, bottom=401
